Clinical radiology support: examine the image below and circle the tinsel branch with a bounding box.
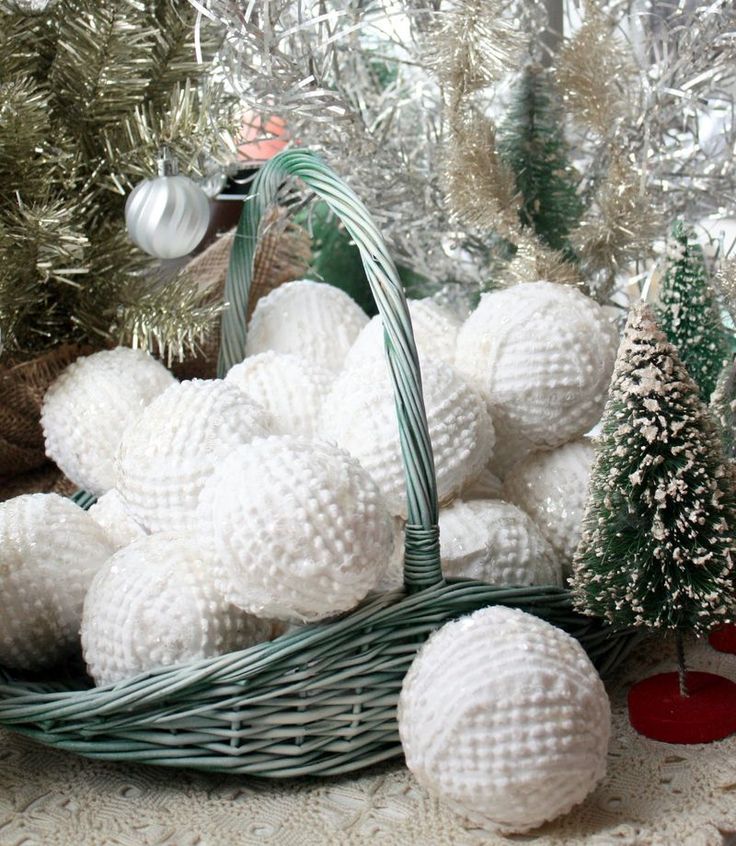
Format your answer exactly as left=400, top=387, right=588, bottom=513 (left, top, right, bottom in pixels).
left=554, top=0, right=634, bottom=138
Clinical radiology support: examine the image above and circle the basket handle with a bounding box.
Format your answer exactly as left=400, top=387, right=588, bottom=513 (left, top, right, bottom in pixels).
left=217, top=149, right=441, bottom=592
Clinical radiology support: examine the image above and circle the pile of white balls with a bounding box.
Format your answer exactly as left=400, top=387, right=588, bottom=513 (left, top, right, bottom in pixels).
left=0, top=277, right=618, bottom=833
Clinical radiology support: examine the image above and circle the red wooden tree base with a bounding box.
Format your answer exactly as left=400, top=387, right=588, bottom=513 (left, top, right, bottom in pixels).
left=628, top=672, right=736, bottom=744
left=708, top=624, right=736, bottom=654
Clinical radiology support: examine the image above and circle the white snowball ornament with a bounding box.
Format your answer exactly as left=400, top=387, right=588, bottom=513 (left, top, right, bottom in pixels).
left=88, top=490, right=146, bottom=551
left=245, top=279, right=368, bottom=372
left=82, top=533, right=273, bottom=686
left=321, top=358, right=494, bottom=518
left=125, top=149, right=210, bottom=259
left=41, top=347, right=175, bottom=495
left=225, top=351, right=334, bottom=437
left=503, top=439, right=595, bottom=571
left=116, top=379, right=273, bottom=534
left=0, top=494, right=115, bottom=671
left=455, top=281, right=617, bottom=448
left=439, top=499, right=561, bottom=586
left=398, top=606, right=611, bottom=834
left=197, top=436, right=395, bottom=622
left=344, top=298, right=461, bottom=371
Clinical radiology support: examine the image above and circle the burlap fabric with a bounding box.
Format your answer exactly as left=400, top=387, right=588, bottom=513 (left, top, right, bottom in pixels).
left=0, top=345, right=90, bottom=482
left=173, top=207, right=311, bottom=380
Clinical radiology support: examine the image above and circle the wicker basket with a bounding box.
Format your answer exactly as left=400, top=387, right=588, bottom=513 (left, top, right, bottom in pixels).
left=0, top=151, right=640, bottom=778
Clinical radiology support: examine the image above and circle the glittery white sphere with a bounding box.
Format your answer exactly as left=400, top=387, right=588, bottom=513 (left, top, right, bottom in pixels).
left=344, top=298, right=461, bottom=371
left=439, top=499, right=561, bottom=586
left=82, top=533, right=273, bottom=686
left=125, top=174, right=210, bottom=259
left=321, top=359, right=495, bottom=518
left=455, top=282, right=617, bottom=448
left=116, top=379, right=273, bottom=533
left=41, top=347, right=175, bottom=495
left=0, top=494, right=115, bottom=670
left=245, top=279, right=368, bottom=372
left=503, top=439, right=595, bottom=571
left=226, top=351, right=334, bottom=437
left=398, top=606, right=611, bottom=833
left=88, top=490, right=146, bottom=551
left=197, top=436, right=395, bottom=622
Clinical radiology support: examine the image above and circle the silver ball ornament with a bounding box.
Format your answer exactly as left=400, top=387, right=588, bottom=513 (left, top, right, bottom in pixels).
left=125, top=150, right=210, bottom=260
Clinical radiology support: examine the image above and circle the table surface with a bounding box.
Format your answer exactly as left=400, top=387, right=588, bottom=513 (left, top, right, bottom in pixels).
left=2, top=639, right=736, bottom=846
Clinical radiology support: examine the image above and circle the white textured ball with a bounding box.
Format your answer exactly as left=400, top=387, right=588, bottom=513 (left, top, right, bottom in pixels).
left=0, top=494, right=115, bottom=670
left=125, top=173, right=210, bottom=259
left=82, top=533, right=273, bottom=686
left=439, top=499, right=561, bottom=586
left=116, top=379, right=273, bottom=534
left=197, top=436, right=395, bottom=622
left=321, top=359, right=495, bottom=519
left=398, top=606, right=610, bottom=833
left=503, top=439, right=595, bottom=571
left=226, top=351, right=333, bottom=437
left=455, top=282, right=617, bottom=448
left=42, top=347, right=175, bottom=495
left=344, top=298, right=461, bottom=371
left=245, top=279, right=368, bottom=372
left=88, top=490, right=146, bottom=551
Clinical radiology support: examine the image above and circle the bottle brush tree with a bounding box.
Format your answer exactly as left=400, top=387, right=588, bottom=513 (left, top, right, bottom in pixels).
left=497, top=64, right=583, bottom=259
left=655, top=221, right=729, bottom=401
left=571, top=303, right=736, bottom=743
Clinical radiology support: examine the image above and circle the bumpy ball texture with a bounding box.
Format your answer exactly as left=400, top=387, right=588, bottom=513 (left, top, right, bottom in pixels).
left=198, top=436, right=395, bottom=622
left=246, top=279, right=368, bottom=372
left=398, top=606, right=611, bottom=833
left=0, top=494, right=115, bottom=670
left=125, top=173, right=210, bottom=259
left=503, top=439, right=595, bottom=571
left=42, top=347, right=175, bottom=495
left=455, top=282, right=617, bottom=448
left=88, top=490, right=146, bottom=551
left=82, top=533, right=273, bottom=686
left=439, top=499, right=561, bottom=586
left=321, top=359, right=495, bottom=518
left=226, top=351, right=334, bottom=437
left=344, top=298, right=461, bottom=371
left=117, top=379, right=273, bottom=534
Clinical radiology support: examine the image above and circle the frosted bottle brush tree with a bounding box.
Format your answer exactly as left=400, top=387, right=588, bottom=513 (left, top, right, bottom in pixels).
left=655, top=222, right=729, bottom=401
left=571, top=304, right=736, bottom=742
left=0, top=0, right=234, bottom=363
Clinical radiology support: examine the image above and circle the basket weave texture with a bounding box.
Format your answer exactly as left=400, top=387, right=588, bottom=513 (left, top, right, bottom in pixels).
left=0, top=151, right=640, bottom=778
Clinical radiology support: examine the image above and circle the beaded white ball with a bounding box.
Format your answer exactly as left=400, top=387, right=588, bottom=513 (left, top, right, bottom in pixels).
left=41, top=347, right=175, bottom=495
left=125, top=172, right=210, bottom=259
left=226, top=351, right=334, bottom=438
left=82, top=533, right=273, bottom=686
left=344, top=298, right=461, bottom=371
left=503, top=439, right=595, bottom=571
left=197, top=436, right=395, bottom=622
left=455, top=281, right=617, bottom=449
left=116, top=379, right=273, bottom=534
left=0, top=494, right=115, bottom=670
left=245, top=279, right=368, bottom=372
left=321, top=358, right=494, bottom=518
left=398, top=606, right=611, bottom=834
left=439, top=499, right=561, bottom=586
left=88, top=489, right=146, bottom=551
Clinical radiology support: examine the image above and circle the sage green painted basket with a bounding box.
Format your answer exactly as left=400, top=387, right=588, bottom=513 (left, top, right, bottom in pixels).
left=0, top=150, right=639, bottom=778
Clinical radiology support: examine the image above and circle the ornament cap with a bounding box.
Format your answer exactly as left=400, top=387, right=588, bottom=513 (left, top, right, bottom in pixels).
left=157, top=146, right=179, bottom=177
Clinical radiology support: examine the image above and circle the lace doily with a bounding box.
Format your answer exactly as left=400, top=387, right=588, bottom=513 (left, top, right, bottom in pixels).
left=1, top=639, right=736, bottom=846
